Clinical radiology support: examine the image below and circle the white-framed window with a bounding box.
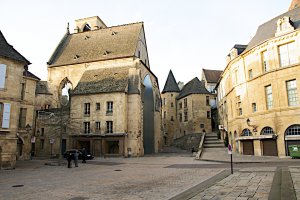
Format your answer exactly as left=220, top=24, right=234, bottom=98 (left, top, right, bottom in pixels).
left=107, top=101, right=113, bottom=114
left=0, top=64, right=7, bottom=89
left=84, top=103, right=90, bottom=115
left=279, top=42, right=297, bottom=67
left=262, top=50, right=270, bottom=72
left=265, top=85, right=273, bottom=109
left=84, top=122, right=90, bottom=134
left=286, top=79, right=299, bottom=106
left=106, top=121, right=113, bottom=133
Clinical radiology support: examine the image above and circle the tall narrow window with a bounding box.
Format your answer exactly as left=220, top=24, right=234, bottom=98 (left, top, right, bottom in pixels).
left=286, top=79, right=299, bottom=106
left=95, top=122, right=101, bottom=133
left=207, top=111, right=211, bottom=119
left=163, top=111, right=166, bottom=119
left=171, top=102, right=174, bottom=107
left=279, top=42, right=297, bottom=67
left=0, top=103, right=3, bottom=127
left=21, top=83, right=26, bottom=100
left=84, top=122, right=90, bottom=134
left=252, top=103, right=257, bottom=113
left=41, top=128, right=44, bottom=136
left=184, top=98, right=187, bottom=108
left=179, top=113, right=182, bottom=122
left=96, top=103, right=100, bottom=111
left=84, top=103, right=90, bottom=115
left=236, top=96, right=242, bottom=116
left=0, top=64, right=7, bottom=89
left=106, top=121, right=113, bottom=133
left=19, top=108, right=27, bottom=128
left=206, top=96, right=210, bottom=106
left=265, top=85, right=273, bottom=109
left=107, top=101, right=113, bottom=114
left=179, top=102, right=182, bottom=109
left=1, top=103, right=10, bottom=128
left=248, top=69, right=253, bottom=79
left=262, top=50, right=270, bottom=72
left=184, top=111, right=188, bottom=121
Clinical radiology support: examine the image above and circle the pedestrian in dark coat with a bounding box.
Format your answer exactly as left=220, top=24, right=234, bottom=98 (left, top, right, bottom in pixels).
left=82, top=148, right=87, bottom=163
left=67, top=153, right=72, bottom=168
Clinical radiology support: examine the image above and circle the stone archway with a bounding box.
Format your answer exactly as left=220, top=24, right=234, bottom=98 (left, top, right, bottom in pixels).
left=143, top=75, right=154, bottom=154
left=58, top=77, right=73, bottom=106
left=285, top=124, right=300, bottom=156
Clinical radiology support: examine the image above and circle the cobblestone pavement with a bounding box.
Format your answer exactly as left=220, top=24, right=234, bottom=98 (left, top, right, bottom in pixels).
left=0, top=156, right=223, bottom=200
left=1, top=154, right=300, bottom=200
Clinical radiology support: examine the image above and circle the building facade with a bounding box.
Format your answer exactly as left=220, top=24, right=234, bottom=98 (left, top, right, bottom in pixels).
left=217, top=2, right=300, bottom=157
left=161, top=70, right=213, bottom=145
left=36, top=16, right=162, bottom=157
left=0, top=31, right=39, bottom=169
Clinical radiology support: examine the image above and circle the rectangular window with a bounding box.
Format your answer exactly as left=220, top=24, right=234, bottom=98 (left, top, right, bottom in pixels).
left=248, top=69, right=253, bottom=79
left=163, top=98, right=166, bottom=106
left=0, top=103, right=3, bottom=127
left=265, top=85, right=273, bottom=109
left=19, top=108, right=27, bottom=128
left=171, top=116, right=174, bottom=121
left=2, top=103, right=10, bottom=128
left=171, top=102, right=174, bottom=107
left=184, top=98, right=187, bottom=108
left=21, top=83, right=26, bottom=100
left=84, top=103, right=90, bottom=115
left=184, top=111, right=188, bottom=122
left=96, top=103, right=100, bottom=110
left=279, top=42, right=297, bottom=67
left=163, top=111, right=166, bottom=119
left=236, top=96, right=242, bottom=116
left=179, top=102, right=182, bottom=109
left=179, top=113, right=182, bottom=122
left=95, top=122, right=101, bottom=132
left=0, top=64, right=7, bottom=89
left=206, top=96, right=210, bottom=106
left=84, top=122, right=90, bottom=134
left=262, top=50, right=270, bottom=72
left=286, top=79, right=299, bottom=106
left=106, top=121, right=113, bottom=133
left=200, top=124, right=205, bottom=129
left=41, top=128, right=45, bottom=136
left=106, top=101, right=113, bottom=114
left=252, top=103, right=257, bottom=113
left=207, top=111, right=211, bottom=119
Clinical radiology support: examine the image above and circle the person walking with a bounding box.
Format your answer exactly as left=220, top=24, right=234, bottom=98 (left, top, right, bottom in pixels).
left=67, top=153, right=72, bottom=168
left=74, top=150, right=79, bottom=167
left=82, top=148, right=87, bottom=163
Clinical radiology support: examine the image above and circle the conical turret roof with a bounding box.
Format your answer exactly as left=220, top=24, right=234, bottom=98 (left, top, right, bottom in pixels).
left=162, top=70, right=180, bottom=93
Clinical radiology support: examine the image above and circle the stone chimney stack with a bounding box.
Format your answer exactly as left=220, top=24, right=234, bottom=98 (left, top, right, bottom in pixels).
left=289, top=0, right=300, bottom=10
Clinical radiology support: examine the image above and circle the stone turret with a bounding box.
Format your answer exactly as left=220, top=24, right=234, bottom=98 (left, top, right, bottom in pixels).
left=161, top=70, right=180, bottom=145
left=289, top=0, right=300, bottom=10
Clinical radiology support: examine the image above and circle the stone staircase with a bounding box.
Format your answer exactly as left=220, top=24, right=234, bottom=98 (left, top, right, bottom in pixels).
left=203, top=133, right=225, bottom=148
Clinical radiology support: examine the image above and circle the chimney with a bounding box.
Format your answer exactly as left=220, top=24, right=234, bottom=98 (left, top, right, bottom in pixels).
left=289, top=0, right=300, bottom=10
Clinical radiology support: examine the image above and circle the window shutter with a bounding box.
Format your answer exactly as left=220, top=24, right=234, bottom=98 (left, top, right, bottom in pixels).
left=0, top=64, right=7, bottom=89
left=2, top=103, right=11, bottom=128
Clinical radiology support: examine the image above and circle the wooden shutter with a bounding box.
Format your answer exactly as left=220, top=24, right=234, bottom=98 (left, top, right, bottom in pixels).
left=2, top=103, right=11, bottom=128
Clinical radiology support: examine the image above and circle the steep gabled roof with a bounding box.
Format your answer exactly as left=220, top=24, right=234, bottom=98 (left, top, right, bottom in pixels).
left=176, top=77, right=210, bottom=100
left=0, top=31, right=30, bottom=65
left=245, top=7, right=300, bottom=52
left=202, top=69, right=223, bottom=83
left=48, top=22, right=143, bottom=67
left=162, top=70, right=180, bottom=93
left=72, top=67, right=130, bottom=95
left=23, top=70, right=40, bottom=80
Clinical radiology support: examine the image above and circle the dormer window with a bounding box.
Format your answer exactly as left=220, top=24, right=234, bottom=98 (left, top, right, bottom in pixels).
left=84, top=35, right=90, bottom=40
left=112, top=31, right=117, bottom=35
left=83, top=24, right=91, bottom=32
left=276, top=16, right=294, bottom=36
left=103, top=51, right=110, bottom=56
left=73, top=55, right=80, bottom=60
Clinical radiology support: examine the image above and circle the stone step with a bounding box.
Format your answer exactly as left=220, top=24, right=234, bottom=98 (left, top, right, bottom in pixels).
left=205, top=137, right=219, bottom=141
left=204, top=140, right=224, bottom=144
left=204, top=143, right=225, bottom=148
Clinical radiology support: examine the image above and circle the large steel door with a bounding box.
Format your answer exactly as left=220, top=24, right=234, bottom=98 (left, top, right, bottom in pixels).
left=243, top=140, right=254, bottom=155
left=262, top=139, right=277, bottom=156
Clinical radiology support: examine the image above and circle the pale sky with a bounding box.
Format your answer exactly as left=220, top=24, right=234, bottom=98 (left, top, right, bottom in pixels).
left=0, top=0, right=290, bottom=89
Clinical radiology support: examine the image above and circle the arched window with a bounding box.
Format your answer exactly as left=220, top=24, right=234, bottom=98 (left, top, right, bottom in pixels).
left=285, top=125, right=300, bottom=136
left=59, top=78, right=73, bottom=106
left=241, top=128, right=252, bottom=136
left=261, top=127, right=274, bottom=135
left=83, top=24, right=91, bottom=32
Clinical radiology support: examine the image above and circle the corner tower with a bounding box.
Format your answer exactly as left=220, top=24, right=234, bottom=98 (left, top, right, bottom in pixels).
left=161, top=70, right=180, bottom=145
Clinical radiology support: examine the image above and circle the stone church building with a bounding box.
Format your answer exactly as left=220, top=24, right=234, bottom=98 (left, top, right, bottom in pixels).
left=36, top=16, right=162, bottom=157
